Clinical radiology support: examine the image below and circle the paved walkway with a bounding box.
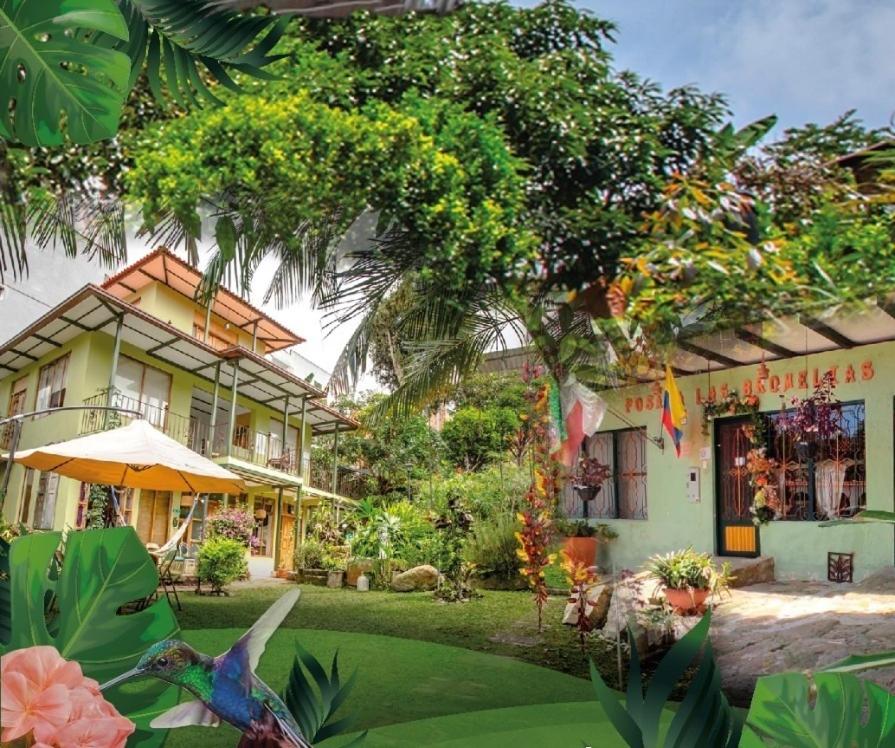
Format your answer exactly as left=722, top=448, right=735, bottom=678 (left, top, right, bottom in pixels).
left=710, top=569, right=895, bottom=703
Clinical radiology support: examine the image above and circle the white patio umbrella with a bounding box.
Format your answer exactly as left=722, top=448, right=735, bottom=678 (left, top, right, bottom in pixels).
left=12, top=418, right=245, bottom=495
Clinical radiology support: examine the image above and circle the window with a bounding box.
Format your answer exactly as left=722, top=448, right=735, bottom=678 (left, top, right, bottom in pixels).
left=19, top=468, right=36, bottom=525
left=32, top=472, right=60, bottom=530
left=115, top=357, right=172, bottom=429
left=564, top=428, right=648, bottom=520
left=2, top=376, right=28, bottom=449
left=35, top=354, right=70, bottom=415
left=765, top=402, right=865, bottom=520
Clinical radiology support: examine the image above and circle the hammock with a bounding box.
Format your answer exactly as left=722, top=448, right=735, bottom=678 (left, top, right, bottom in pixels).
left=152, top=494, right=203, bottom=557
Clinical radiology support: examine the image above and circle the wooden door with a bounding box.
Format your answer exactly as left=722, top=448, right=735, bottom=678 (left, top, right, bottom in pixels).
left=278, top=514, right=296, bottom=571
left=136, top=490, right=172, bottom=545
left=714, top=417, right=760, bottom=557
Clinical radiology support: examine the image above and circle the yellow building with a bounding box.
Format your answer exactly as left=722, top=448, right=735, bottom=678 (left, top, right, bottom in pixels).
left=0, top=248, right=357, bottom=578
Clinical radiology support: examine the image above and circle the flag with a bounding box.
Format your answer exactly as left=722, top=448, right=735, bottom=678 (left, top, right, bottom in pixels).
left=555, top=376, right=607, bottom=467
left=661, top=365, right=687, bottom=457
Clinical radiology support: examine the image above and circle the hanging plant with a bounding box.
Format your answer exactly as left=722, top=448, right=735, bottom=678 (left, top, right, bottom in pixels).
left=778, top=371, right=841, bottom=458
left=701, top=390, right=762, bottom=436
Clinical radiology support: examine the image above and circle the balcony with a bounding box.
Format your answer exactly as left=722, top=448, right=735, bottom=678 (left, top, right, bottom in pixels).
left=189, top=421, right=301, bottom=479
left=81, top=390, right=192, bottom=445
left=306, top=463, right=365, bottom=499
left=81, top=391, right=301, bottom=480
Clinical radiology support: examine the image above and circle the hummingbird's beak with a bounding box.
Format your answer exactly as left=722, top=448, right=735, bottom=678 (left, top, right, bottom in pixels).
left=100, top=666, right=143, bottom=691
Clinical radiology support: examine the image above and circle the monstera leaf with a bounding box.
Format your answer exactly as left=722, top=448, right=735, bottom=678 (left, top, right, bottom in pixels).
left=745, top=672, right=895, bottom=747
left=2, top=527, right=179, bottom=679
left=0, top=0, right=131, bottom=145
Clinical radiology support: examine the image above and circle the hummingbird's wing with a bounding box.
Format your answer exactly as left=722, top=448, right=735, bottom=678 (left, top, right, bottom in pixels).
left=230, top=588, right=302, bottom=674
left=150, top=699, right=221, bottom=729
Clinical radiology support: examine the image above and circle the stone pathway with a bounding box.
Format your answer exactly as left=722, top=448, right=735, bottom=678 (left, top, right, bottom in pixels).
left=710, top=568, right=895, bottom=704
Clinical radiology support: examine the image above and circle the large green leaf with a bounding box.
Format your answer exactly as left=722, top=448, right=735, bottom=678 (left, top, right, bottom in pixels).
left=821, top=651, right=895, bottom=674
left=590, top=611, right=742, bottom=748
left=745, top=672, right=895, bottom=747
left=3, top=527, right=179, bottom=680
left=820, top=509, right=895, bottom=527
left=105, top=0, right=288, bottom=107
left=0, top=0, right=131, bottom=145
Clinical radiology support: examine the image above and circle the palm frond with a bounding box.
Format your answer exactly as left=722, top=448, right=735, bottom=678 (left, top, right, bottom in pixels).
left=205, top=0, right=461, bottom=17
left=96, top=0, right=289, bottom=108
left=0, top=190, right=126, bottom=283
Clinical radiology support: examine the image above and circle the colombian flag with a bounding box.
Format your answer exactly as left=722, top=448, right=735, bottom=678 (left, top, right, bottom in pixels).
left=661, top=365, right=687, bottom=457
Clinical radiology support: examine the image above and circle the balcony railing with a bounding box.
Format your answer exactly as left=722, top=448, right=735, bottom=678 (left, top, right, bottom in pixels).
left=81, top=390, right=192, bottom=444
left=188, top=421, right=301, bottom=477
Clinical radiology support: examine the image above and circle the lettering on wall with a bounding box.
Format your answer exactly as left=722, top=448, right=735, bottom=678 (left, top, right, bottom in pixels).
left=624, top=359, right=875, bottom=414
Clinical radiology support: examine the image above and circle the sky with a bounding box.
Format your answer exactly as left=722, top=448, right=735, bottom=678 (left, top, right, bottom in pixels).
left=571, top=0, right=895, bottom=133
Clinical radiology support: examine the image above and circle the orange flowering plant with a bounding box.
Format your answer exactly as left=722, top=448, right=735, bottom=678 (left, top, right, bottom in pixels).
left=1, top=645, right=134, bottom=748
left=561, top=551, right=599, bottom=649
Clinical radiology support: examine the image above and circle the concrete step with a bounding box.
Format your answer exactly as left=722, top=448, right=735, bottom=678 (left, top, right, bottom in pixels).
left=714, top=555, right=775, bottom=588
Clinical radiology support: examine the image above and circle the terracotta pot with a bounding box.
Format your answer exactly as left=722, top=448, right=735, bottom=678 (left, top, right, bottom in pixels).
left=346, top=559, right=374, bottom=586
left=563, top=536, right=598, bottom=567
left=664, top=587, right=710, bottom=613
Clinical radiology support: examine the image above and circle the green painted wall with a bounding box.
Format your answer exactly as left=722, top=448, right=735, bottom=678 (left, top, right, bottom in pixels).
left=591, top=340, right=894, bottom=582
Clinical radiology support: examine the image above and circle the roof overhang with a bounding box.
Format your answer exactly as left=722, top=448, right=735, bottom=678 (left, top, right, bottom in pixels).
left=0, top=285, right=357, bottom=434
left=101, top=248, right=303, bottom=353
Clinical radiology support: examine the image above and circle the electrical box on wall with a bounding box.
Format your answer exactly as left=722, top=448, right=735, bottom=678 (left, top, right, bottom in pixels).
left=687, top=467, right=700, bottom=503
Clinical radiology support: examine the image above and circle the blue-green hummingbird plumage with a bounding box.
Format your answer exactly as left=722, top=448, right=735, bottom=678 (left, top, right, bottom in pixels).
left=103, top=590, right=309, bottom=747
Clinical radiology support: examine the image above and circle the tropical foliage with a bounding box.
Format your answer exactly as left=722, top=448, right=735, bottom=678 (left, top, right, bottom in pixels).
left=281, top=642, right=364, bottom=745
left=590, top=613, right=743, bottom=748
left=0, top=528, right=180, bottom=746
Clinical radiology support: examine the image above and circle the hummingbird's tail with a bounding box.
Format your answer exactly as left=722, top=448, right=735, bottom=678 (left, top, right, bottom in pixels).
left=239, top=706, right=313, bottom=748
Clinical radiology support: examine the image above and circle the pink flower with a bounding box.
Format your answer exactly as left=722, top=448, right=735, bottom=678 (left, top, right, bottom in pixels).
left=0, top=672, right=71, bottom=742
left=0, top=646, right=134, bottom=747
left=52, top=717, right=133, bottom=748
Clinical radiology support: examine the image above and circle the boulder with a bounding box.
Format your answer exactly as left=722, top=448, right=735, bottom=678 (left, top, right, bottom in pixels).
left=562, top=583, right=612, bottom=629
left=601, top=571, right=659, bottom=638
left=391, top=564, right=439, bottom=592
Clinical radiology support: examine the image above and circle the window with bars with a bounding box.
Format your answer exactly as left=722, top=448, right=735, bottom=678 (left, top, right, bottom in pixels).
left=764, top=401, right=866, bottom=521
left=563, top=428, right=648, bottom=520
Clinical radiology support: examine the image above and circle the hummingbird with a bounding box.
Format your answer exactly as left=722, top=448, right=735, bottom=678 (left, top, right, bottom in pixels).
left=101, top=588, right=311, bottom=747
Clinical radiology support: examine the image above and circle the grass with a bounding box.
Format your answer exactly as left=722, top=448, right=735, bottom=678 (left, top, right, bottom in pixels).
left=174, top=583, right=620, bottom=682
left=162, top=628, right=598, bottom=747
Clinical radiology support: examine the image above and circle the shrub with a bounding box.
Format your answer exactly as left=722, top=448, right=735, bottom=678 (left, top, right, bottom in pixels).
left=420, top=464, right=530, bottom=521
left=197, top=537, right=248, bottom=593
left=207, top=507, right=256, bottom=547
left=464, top=513, right=521, bottom=580
left=295, top=538, right=326, bottom=570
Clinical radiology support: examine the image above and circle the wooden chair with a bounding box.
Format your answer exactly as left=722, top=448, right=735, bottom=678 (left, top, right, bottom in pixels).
left=157, top=544, right=183, bottom=611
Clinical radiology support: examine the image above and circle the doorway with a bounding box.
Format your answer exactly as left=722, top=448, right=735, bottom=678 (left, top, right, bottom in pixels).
left=714, top=417, right=760, bottom=557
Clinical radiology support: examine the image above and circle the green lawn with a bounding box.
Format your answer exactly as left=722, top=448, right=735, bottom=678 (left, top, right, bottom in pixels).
left=162, top=628, right=598, bottom=747
left=175, top=584, right=615, bottom=681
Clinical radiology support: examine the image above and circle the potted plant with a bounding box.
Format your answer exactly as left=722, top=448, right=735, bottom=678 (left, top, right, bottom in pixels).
left=645, top=547, right=732, bottom=614
left=558, top=519, right=600, bottom=567
left=746, top=447, right=781, bottom=526
left=571, top=455, right=612, bottom=517
left=323, top=553, right=345, bottom=588
left=779, top=371, right=841, bottom=460
left=294, top=537, right=328, bottom=585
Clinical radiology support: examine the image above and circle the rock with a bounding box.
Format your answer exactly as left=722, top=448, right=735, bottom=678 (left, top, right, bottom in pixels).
left=563, top=583, right=612, bottom=629
left=718, top=556, right=775, bottom=588
left=602, top=571, right=658, bottom=638
left=391, top=564, right=439, bottom=592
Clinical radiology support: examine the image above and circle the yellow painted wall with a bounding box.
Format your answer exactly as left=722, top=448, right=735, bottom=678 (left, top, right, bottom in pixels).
left=591, top=339, right=895, bottom=581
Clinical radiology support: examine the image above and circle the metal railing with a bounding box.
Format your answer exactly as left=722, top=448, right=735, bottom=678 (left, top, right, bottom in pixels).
left=80, top=390, right=192, bottom=444
left=306, top=463, right=364, bottom=499
left=188, top=421, right=301, bottom=477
